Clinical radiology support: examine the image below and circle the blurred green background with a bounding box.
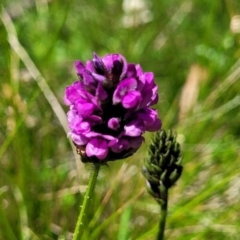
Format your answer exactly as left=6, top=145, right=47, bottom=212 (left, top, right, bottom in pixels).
left=1, top=0, right=240, bottom=239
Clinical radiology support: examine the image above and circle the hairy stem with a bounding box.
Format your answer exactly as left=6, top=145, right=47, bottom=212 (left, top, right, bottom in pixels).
left=73, top=164, right=101, bottom=240
left=157, top=191, right=168, bottom=240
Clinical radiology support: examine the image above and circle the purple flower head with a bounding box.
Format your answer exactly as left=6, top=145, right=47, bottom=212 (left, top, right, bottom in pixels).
left=64, top=53, right=161, bottom=162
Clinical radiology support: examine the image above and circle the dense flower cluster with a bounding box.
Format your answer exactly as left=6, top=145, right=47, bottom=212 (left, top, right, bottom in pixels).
left=64, top=53, right=161, bottom=162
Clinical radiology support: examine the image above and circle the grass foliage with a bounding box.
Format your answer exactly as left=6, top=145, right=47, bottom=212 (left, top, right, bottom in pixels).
left=1, top=0, right=240, bottom=239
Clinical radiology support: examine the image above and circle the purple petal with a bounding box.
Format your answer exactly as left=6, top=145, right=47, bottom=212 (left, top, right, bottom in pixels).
left=91, top=72, right=106, bottom=83
left=81, top=70, right=96, bottom=88
left=140, top=84, right=158, bottom=108
left=136, top=64, right=143, bottom=78
left=85, top=60, right=94, bottom=72
left=79, top=121, right=91, bottom=132
left=119, top=55, right=128, bottom=80
left=86, top=137, right=108, bottom=160
left=64, top=81, right=90, bottom=105
left=67, top=109, right=80, bottom=123
left=136, top=74, right=146, bottom=92
left=102, top=54, right=115, bottom=71
left=108, top=138, right=118, bottom=147
left=110, top=138, right=129, bottom=153
left=102, top=54, right=128, bottom=79
left=128, top=136, right=144, bottom=149
left=70, top=120, right=91, bottom=134
left=75, top=61, right=85, bottom=75
left=146, top=118, right=162, bottom=132
left=85, top=115, right=102, bottom=125
left=135, top=108, right=161, bottom=131
left=64, top=94, right=72, bottom=105
left=126, top=64, right=137, bottom=78
left=68, top=112, right=81, bottom=127
left=92, top=53, right=105, bottom=74
left=70, top=132, right=89, bottom=145
left=64, top=84, right=80, bottom=105
left=124, top=119, right=145, bottom=136
left=84, top=93, right=101, bottom=110
left=136, top=108, right=158, bottom=126
left=75, top=101, right=95, bottom=116
left=144, top=72, right=154, bottom=85
left=85, top=132, right=116, bottom=141
left=136, top=108, right=162, bottom=132
left=108, top=118, right=121, bottom=130
left=113, top=78, right=137, bottom=104
left=96, top=83, right=108, bottom=101
left=151, top=91, right=159, bottom=106
left=134, top=70, right=159, bottom=108
left=122, top=90, right=142, bottom=109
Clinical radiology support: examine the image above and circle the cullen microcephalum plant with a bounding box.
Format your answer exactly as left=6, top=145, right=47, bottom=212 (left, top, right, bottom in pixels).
left=64, top=52, right=161, bottom=239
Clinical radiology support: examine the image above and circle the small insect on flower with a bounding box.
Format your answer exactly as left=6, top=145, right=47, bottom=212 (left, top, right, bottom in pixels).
left=64, top=53, right=161, bottom=163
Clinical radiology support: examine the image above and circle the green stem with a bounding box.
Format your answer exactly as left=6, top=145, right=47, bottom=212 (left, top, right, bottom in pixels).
left=157, top=191, right=168, bottom=240
left=73, top=164, right=101, bottom=240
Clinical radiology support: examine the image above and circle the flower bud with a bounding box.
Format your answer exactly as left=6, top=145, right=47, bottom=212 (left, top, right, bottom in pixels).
left=142, top=130, right=183, bottom=203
